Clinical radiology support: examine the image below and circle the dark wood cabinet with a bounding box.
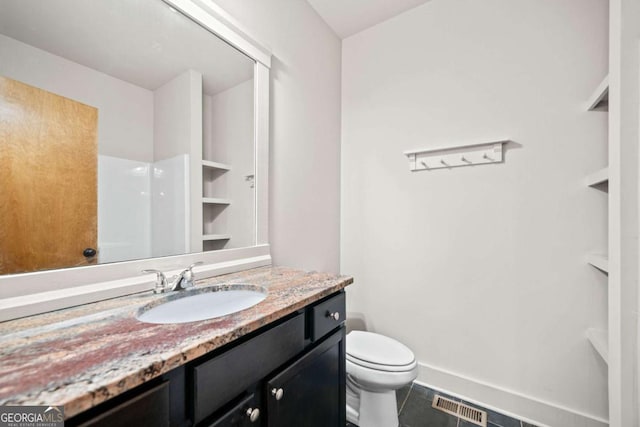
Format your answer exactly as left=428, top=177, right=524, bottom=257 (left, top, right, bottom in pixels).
left=266, top=328, right=345, bottom=427
left=67, top=291, right=346, bottom=427
left=309, top=292, right=345, bottom=341
left=192, top=314, right=305, bottom=424
left=205, top=394, right=261, bottom=427
left=73, top=382, right=170, bottom=427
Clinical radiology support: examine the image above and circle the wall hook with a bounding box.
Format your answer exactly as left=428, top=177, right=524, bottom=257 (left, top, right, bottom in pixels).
left=403, top=139, right=508, bottom=172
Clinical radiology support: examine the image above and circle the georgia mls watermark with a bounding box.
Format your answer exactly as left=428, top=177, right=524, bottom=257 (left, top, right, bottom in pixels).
left=0, top=406, right=64, bottom=427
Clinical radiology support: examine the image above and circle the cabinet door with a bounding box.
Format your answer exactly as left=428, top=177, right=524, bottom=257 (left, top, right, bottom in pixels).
left=266, top=327, right=345, bottom=427
left=206, top=394, right=261, bottom=427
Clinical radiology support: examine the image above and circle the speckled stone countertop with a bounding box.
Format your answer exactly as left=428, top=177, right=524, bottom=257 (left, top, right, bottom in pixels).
left=0, top=266, right=353, bottom=419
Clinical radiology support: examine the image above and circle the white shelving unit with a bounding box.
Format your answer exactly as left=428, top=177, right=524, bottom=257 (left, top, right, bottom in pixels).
left=592, top=8, right=639, bottom=425
left=586, top=328, right=609, bottom=364
left=202, top=197, right=232, bottom=205
left=202, top=234, right=231, bottom=241
left=587, top=254, right=609, bottom=273
left=202, top=160, right=231, bottom=171
left=585, top=167, right=609, bottom=187
left=201, top=158, right=232, bottom=249
left=583, top=72, right=611, bottom=420
left=585, top=75, right=609, bottom=111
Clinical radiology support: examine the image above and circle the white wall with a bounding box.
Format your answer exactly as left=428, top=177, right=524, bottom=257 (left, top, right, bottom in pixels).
left=153, top=69, right=204, bottom=253
left=0, top=34, right=154, bottom=162
left=154, top=70, right=201, bottom=161
left=205, top=79, right=255, bottom=249
left=341, top=0, right=609, bottom=426
left=210, top=0, right=342, bottom=273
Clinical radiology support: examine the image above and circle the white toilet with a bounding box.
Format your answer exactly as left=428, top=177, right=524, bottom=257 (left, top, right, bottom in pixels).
left=346, top=331, right=419, bottom=427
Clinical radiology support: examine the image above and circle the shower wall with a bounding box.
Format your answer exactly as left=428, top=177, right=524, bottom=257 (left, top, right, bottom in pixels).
left=98, top=154, right=189, bottom=264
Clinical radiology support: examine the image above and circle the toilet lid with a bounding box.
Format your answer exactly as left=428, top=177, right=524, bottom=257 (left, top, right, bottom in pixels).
left=347, top=353, right=417, bottom=372
left=346, top=331, right=415, bottom=368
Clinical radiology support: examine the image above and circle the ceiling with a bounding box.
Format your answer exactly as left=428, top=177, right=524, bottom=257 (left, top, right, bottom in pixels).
left=306, top=0, right=431, bottom=39
left=0, top=0, right=254, bottom=95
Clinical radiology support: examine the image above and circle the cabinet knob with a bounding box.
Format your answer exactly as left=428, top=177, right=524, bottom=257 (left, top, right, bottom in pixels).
left=327, top=311, right=340, bottom=321
left=245, top=407, right=260, bottom=422
left=271, top=387, right=284, bottom=400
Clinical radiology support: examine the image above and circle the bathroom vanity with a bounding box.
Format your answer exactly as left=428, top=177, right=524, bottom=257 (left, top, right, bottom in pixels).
left=0, top=2, right=352, bottom=424
left=0, top=267, right=352, bottom=427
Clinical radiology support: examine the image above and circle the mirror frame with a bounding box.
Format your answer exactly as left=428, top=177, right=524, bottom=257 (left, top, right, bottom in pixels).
left=0, top=0, right=272, bottom=321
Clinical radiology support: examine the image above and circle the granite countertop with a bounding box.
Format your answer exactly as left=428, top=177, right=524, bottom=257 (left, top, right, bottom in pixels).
left=0, top=266, right=353, bottom=419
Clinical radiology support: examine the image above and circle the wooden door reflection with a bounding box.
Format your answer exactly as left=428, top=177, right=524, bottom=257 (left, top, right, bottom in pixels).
left=0, top=76, right=97, bottom=274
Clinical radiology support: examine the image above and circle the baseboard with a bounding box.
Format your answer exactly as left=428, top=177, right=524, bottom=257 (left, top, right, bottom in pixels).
left=417, top=362, right=608, bottom=427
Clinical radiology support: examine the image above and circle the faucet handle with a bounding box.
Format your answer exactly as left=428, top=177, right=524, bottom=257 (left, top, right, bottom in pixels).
left=188, top=261, right=204, bottom=270
left=142, top=269, right=168, bottom=294
left=179, top=262, right=204, bottom=289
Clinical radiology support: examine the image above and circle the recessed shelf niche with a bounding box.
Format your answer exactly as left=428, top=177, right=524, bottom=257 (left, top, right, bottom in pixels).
left=582, top=72, right=610, bottom=407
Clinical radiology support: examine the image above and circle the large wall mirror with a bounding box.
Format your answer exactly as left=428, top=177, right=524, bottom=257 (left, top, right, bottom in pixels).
left=0, top=0, right=271, bottom=320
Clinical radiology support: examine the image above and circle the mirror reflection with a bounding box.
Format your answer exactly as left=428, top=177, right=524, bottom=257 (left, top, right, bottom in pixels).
left=0, top=0, right=256, bottom=275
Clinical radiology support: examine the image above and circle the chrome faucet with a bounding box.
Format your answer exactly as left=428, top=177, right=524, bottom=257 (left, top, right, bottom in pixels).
left=142, top=262, right=204, bottom=294
left=171, top=261, right=204, bottom=291
left=142, top=269, right=168, bottom=294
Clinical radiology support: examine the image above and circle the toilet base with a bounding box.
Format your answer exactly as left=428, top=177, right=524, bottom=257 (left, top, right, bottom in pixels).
left=346, top=377, right=399, bottom=427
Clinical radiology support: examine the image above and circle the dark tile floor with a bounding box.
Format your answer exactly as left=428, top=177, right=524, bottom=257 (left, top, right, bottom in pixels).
left=347, top=382, right=539, bottom=427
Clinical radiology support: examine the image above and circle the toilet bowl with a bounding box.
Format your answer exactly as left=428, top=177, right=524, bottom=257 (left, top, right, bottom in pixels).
left=346, top=331, right=419, bottom=427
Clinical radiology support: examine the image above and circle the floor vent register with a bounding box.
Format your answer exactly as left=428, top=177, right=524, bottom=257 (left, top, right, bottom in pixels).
left=432, top=394, right=488, bottom=427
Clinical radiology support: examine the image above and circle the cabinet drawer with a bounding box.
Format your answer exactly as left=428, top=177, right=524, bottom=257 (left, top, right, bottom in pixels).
left=77, top=382, right=169, bottom=427
left=192, top=313, right=304, bottom=424
left=206, top=393, right=260, bottom=427
left=310, top=292, right=345, bottom=341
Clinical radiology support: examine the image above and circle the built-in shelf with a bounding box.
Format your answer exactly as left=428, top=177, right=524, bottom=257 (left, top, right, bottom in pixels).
left=202, top=160, right=231, bottom=171
left=404, top=138, right=510, bottom=171
left=586, top=254, right=609, bottom=273
left=586, top=75, right=609, bottom=111
left=201, top=162, right=232, bottom=246
left=202, top=197, right=232, bottom=205
left=202, top=234, right=231, bottom=241
left=585, top=167, right=609, bottom=187
left=586, top=328, right=608, bottom=364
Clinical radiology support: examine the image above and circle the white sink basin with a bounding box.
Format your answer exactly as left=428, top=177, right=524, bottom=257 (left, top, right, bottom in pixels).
left=136, top=286, right=267, bottom=324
